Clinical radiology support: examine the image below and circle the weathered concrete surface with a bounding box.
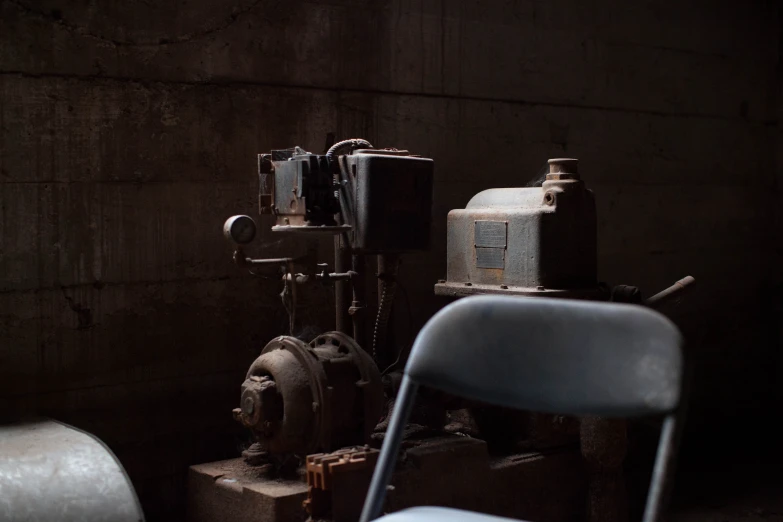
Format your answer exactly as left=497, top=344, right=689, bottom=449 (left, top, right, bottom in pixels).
left=187, top=439, right=585, bottom=522
left=1, top=0, right=781, bottom=520
left=188, top=460, right=309, bottom=522
left=0, top=0, right=777, bottom=119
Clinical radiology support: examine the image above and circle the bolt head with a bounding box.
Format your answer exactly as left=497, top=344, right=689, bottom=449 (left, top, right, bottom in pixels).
left=242, top=396, right=256, bottom=415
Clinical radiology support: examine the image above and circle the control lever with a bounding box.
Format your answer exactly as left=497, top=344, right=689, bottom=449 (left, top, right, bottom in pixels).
left=645, top=276, right=696, bottom=309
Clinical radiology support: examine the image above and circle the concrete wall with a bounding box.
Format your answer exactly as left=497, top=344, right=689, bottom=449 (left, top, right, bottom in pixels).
left=1, top=0, right=780, bottom=519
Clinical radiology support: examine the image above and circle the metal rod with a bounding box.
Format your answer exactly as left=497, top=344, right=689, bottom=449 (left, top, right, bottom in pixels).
left=351, top=254, right=367, bottom=347
left=645, top=276, right=695, bottom=308
left=641, top=414, right=680, bottom=522
left=247, top=257, right=295, bottom=266
left=287, top=260, right=296, bottom=335
left=233, top=247, right=295, bottom=270
left=335, top=234, right=352, bottom=334
left=318, top=272, right=356, bottom=282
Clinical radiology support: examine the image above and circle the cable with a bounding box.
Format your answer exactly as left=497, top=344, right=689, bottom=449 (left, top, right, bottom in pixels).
left=325, top=138, right=373, bottom=161
left=372, top=256, right=399, bottom=364
left=380, top=281, right=414, bottom=376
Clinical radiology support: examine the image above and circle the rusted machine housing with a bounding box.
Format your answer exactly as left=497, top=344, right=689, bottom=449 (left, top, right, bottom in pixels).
left=261, top=145, right=434, bottom=254
left=436, top=158, right=601, bottom=299
left=234, top=332, right=383, bottom=456
left=266, top=150, right=342, bottom=228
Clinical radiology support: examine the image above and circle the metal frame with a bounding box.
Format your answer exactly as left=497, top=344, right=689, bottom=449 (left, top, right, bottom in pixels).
left=360, top=295, right=686, bottom=522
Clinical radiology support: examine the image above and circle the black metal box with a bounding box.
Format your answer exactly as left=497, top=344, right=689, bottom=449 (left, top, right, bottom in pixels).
left=342, top=152, right=434, bottom=253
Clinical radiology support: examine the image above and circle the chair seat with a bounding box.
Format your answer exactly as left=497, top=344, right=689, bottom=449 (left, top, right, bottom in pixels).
left=375, top=506, right=524, bottom=522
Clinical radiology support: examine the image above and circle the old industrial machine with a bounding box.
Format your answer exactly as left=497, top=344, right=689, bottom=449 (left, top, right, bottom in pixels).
left=191, top=142, right=694, bottom=522
left=435, top=157, right=692, bottom=305
left=224, top=140, right=434, bottom=464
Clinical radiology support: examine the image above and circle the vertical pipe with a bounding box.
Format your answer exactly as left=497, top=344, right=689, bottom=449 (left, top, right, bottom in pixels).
left=334, top=234, right=352, bottom=334
left=287, top=259, right=296, bottom=336
left=352, top=254, right=367, bottom=347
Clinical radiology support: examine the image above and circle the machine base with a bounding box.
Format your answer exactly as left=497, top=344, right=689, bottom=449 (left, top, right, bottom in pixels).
left=187, top=437, right=586, bottom=522
left=434, top=282, right=604, bottom=300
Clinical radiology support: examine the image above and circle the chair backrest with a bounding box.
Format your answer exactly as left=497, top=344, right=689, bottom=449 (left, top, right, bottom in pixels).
left=360, top=295, right=686, bottom=522
left=407, top=295, right=683, bottom=417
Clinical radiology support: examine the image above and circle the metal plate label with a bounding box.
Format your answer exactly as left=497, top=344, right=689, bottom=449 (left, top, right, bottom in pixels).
left=476, top=247, right=505, bottom=269
left=475, top=221, right=507, bottom=248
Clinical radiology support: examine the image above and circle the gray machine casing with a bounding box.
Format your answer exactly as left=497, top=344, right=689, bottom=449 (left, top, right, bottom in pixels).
left=435, top=164, right=599, bottom=299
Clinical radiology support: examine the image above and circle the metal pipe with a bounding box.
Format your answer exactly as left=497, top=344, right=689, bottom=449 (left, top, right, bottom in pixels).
left=233, top=247, right=295, bottom=269
left=287, top=259, right=296, bottom=335
left=335, top=234, right=352, bottom=334
left=247, top=257, right=295, bottom=266
left=645, top=276, right=696, bottom=308
left=318, top=272, right=356, bottom=282
left=283, top=272, right=356, bottom=285
left=350, top=254, right=367, bottom=348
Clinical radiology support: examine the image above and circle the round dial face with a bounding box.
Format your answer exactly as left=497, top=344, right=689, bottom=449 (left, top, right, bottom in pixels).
left=224, top=215, right=256, bottom=244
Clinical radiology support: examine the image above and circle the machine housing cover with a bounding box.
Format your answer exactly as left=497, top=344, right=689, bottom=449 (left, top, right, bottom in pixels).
left=342, top=152, right=434, bottom=253
left=436, top=178, right=597, bottom=298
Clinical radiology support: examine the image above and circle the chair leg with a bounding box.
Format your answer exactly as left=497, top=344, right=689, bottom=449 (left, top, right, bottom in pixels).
left=360, top=377, right=419, bottom=522
left=642, top=415, right=679, bottom=522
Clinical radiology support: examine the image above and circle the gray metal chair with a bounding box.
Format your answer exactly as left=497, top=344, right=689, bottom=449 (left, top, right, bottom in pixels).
left=359, top=294, right=685, bottom=522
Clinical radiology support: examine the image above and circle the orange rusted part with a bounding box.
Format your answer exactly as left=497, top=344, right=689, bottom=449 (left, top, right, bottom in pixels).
left=305, top=446, right=379, bottom=491
left=303, top=446, right=379, bottom=518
